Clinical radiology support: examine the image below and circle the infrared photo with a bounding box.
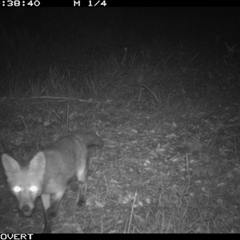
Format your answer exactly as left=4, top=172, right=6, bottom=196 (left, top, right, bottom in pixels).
left=0, top=6, right=240, bottom=233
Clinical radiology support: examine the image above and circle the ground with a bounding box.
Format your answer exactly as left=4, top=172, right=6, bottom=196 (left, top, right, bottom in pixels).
left=0, top=93, right=240, bottom=233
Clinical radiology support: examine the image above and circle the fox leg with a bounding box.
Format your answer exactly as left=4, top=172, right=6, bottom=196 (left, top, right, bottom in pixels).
left=76, top=163, right=88, bottom=207
left=41, top=194, right=52, bottom=233
left=77, top=182, right=87, bottom=206
left=41, top=190, right=65, bottom=233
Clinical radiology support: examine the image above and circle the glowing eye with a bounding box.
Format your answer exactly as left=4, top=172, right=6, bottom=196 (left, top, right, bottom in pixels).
left=13, top=186, right=22, bottom=193
left=29, top=186, right=38, bottom=192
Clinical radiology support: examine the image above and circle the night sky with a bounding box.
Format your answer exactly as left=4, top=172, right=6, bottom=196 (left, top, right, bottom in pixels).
left=1, top=7, right=239, bottom=48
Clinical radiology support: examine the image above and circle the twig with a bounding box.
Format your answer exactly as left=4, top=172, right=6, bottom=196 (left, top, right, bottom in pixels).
left=3, top=96, right=101, bottom=103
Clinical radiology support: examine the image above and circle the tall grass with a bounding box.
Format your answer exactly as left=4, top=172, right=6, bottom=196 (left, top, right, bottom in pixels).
left=0, top=25, right=239, bottom=112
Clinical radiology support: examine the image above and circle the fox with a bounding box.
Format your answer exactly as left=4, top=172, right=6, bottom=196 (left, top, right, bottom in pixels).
left=1, top=131, right=103, bottom=233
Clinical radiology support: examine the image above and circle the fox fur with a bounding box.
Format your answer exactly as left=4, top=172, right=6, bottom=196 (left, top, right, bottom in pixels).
left=1, top=131, right=103, bottom=233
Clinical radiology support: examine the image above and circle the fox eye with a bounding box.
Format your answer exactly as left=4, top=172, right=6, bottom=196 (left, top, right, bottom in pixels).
left=13, top=186, right=22, bottom=193
left=29, top=186, right=38, bottom=192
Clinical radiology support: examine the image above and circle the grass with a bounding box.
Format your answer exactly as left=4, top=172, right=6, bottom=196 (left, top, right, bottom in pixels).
left=0, top=25, right=240, bottom=233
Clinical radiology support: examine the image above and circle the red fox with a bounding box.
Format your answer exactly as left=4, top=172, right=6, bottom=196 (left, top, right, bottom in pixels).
left=1, top=131, right=103, bottom=233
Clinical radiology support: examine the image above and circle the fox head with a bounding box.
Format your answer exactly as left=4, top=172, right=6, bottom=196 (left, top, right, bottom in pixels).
left=1, top=152, right=46, bottom=216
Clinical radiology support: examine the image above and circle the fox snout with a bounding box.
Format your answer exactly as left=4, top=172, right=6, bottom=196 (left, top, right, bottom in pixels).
left=21, top=204, right=34, bottom=216
left=17, top=196, right=35, bottom=217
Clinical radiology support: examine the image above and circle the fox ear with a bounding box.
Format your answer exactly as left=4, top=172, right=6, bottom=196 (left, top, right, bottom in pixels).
left=2, top=154, right=20, bottom=174
left=29, top=151, right=46, bottom=176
